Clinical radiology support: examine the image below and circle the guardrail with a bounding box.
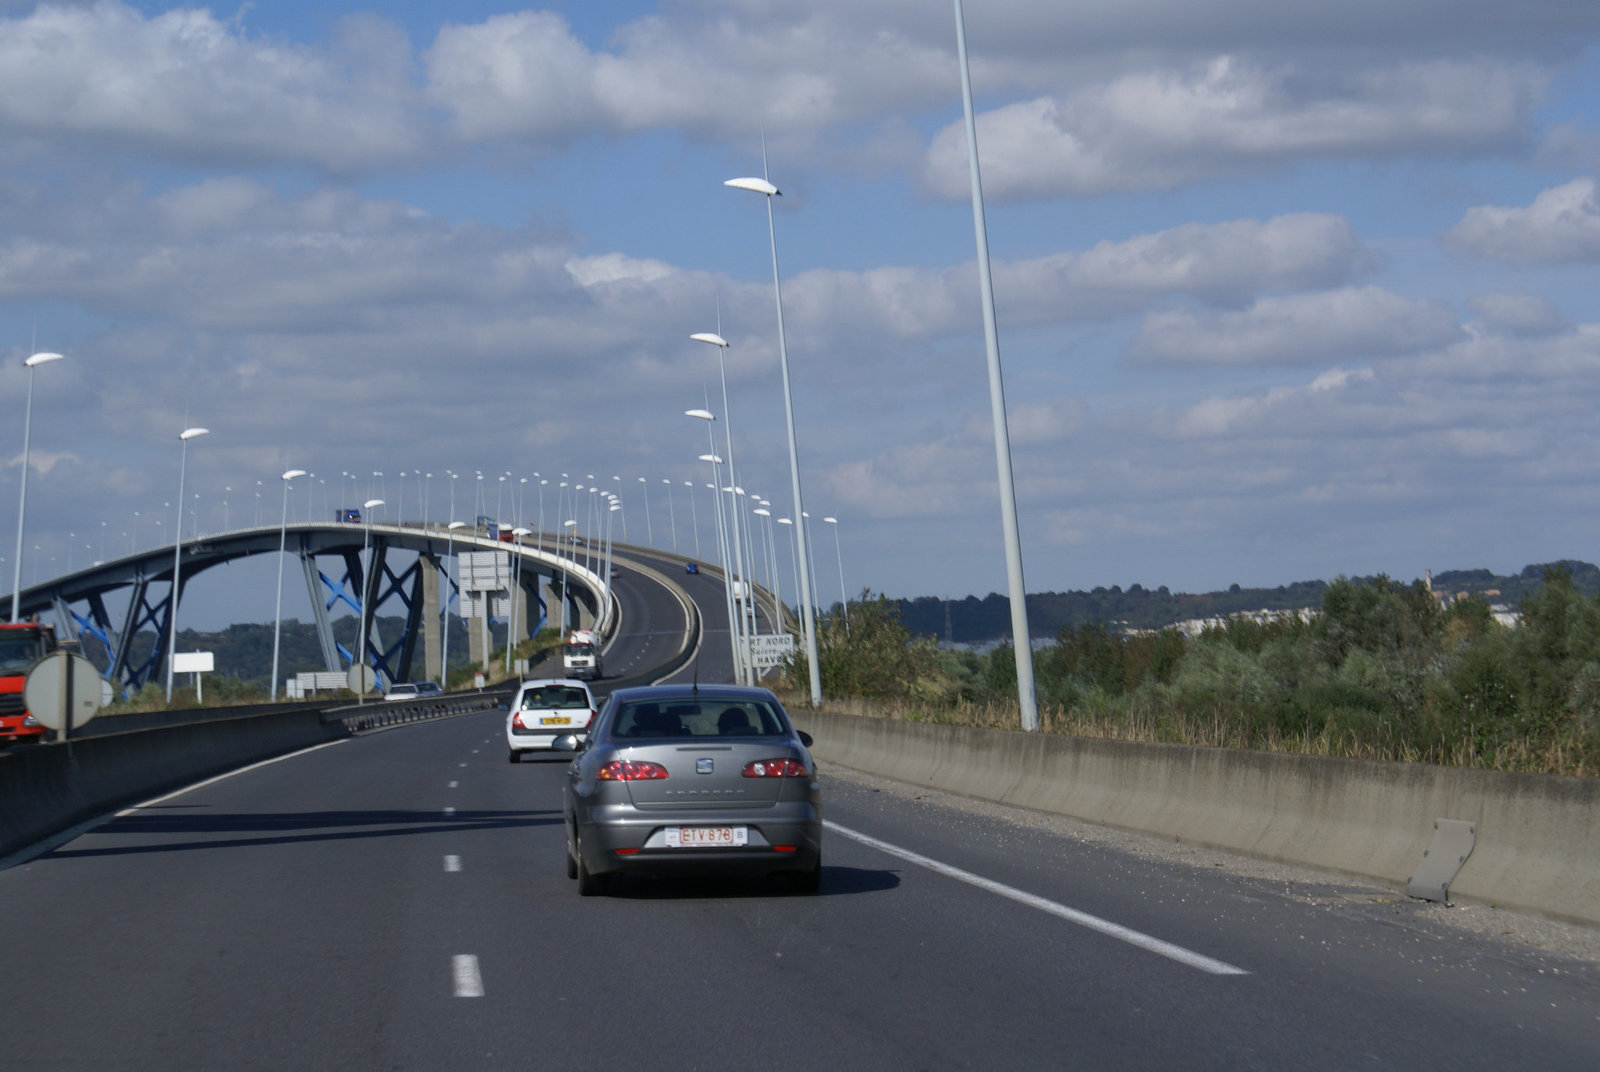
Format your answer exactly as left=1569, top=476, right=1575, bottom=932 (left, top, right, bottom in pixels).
left=328, top=688, right=511, bottom=733
left=790, top=710, right=1600, bottom=927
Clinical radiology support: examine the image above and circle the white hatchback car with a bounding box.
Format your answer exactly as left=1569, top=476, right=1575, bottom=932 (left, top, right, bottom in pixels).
left=506, top=678, right=598, bottom=762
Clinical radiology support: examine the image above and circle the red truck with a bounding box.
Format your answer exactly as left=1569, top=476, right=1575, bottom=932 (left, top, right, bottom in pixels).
left=0, top=621, right=58, bottom=746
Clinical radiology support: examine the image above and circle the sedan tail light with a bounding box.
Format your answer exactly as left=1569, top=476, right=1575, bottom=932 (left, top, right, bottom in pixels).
left=741, top=759, right=809, bottom=778
left=511, top=712, right=525, bottom=729
left=597, top=760, right=669, bottom=781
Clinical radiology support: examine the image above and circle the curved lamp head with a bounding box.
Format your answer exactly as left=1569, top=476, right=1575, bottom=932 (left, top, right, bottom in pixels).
left=179, top=427, right=210, bottom=441
left=725, top=177, right=780, bottom=197
left=824, top=516, right=838, bottom=525
left=448, top=521, right=467, bottom=530
left=698, top=453, right=723, bottom=464
left=777, top=517, right=793, bottom=526
left=364, top=498, right=384, bottom=510
left=685, top=408, right=715, bottom=422
left=690, top=332, right=729, bottom=348
left=754, top=508, right=771, bottom=518
left=282, top=469, right=307, bottom=481
left=563, top=520, right=577, bottom=528
left=512, top=527, right=532, bottom=536
left=25, top=352, right=64, bottom=368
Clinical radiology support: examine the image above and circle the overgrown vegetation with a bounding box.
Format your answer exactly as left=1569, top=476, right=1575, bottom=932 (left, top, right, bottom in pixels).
left=784, top=573, right=1600, bottom=778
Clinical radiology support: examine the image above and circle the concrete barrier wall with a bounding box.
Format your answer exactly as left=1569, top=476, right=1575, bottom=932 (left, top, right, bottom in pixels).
left=0, top=710, right=349, bottom=860
left=792, top=711, right=1600, bottom=927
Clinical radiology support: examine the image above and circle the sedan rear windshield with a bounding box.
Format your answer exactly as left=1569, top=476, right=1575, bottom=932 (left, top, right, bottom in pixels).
left=521, top=686, right=591, bottom=710
left=612, top=699, right=788, bottom=739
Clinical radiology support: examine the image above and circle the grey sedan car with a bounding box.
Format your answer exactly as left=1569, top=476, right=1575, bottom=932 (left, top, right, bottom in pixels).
left=558, top=684, right=821, bottom=895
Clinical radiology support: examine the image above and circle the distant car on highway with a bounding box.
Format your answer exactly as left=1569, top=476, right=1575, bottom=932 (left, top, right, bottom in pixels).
left=684, top=562, right=699, bottom=574
left=383, top=681, right=442, bottom=701
left=558, top=684, right=821, bottom=895
left=507, top=678, right=597, bottom=762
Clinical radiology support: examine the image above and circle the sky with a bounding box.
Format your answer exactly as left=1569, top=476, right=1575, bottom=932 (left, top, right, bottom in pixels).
left=3, top=0, right=1600, bottom=630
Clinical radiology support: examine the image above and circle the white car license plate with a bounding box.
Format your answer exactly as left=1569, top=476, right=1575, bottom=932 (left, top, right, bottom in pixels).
left=665, top=826, right=747, bottom=848
left=539, top=715, right=572, bottom=726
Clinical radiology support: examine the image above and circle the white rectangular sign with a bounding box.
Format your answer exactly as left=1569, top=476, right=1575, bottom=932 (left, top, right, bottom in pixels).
left=458, top=551, right=511, bottom=593
left=744, top=633, right=797, bottom=669
left=172, top=651, right=215, bottom=673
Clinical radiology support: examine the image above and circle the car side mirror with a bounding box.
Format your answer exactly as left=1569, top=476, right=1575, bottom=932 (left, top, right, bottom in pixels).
left=552, top=734, right=584, bottom=752
left=797, top=730, right=813, bottom=748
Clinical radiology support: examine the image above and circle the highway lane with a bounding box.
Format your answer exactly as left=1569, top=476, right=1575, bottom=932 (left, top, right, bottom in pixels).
left=4, top=710, right=1595, bottom=1071
left=610, top=547, right=780, bottom=687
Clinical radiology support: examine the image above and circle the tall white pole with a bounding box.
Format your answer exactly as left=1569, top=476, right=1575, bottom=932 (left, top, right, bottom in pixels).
left=724, top=172, right=820, bottom=705
left=685, top=481, right=700, bottom=560
left=825, top=516, right=849, bottom=632
left=11, top=352, right=63, bottom=622
left=271, top=469, right=307, bottom=700
left=443, top=521, right=465, bottom=681
left=357, top=497, right=384, bottom=701
left=166, top=427, right=210, bottom=703
left=954, top=0, right=1039, bottom=731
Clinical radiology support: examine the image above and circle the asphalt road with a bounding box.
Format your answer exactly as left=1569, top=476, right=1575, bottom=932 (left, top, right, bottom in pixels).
left=4, top=710, right=1595, bottom=1071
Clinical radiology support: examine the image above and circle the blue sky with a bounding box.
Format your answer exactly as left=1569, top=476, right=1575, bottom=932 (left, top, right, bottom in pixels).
left=3, top=1, right=1600, bottom=630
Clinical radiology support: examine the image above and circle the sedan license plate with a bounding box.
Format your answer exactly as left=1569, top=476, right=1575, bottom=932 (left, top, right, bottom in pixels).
left=665, top=826, right=747, bottom=848
left=539, top=716, right=572, bottom=726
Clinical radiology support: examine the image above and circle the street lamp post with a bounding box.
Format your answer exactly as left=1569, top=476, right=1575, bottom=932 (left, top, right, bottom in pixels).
left=690, top=409, right=747, bottom=684
left=165, top=426, right=210, bottom=703
left=637, top=477, right=654, bottom=548
left=10, top=351, right=63, bottom=622
left=690, top=330, right=756, bottom=669
left=824, top=516, right=848, bottom=633
left=663, top=478, right=678, bottom=554
left=270, top=469, right=308, bottom=700
left=560, top=520, right=578, bottom=633
left=443, top=520, right=467, bottom=681
left=685, top=481, right=700, bottom=560
left=725, top=171, right=821, bottom=706
left=508, top=527, right=532, bottom=673
left=356, top=498, right=384, bottom=702
left=952, top=0, right=1040, bottom=731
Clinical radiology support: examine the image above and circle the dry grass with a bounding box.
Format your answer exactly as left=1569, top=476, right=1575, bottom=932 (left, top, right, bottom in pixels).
left=776, top=688, right=1596, bottom=777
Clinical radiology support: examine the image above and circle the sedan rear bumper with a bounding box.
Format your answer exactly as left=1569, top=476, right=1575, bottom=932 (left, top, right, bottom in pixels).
left=576, top=801, right=821, bottom=877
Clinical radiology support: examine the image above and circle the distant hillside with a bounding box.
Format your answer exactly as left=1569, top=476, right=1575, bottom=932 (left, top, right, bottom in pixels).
left=897, top=560, right=1600, bottom=645
left=84, top=615, right=484, bottom=689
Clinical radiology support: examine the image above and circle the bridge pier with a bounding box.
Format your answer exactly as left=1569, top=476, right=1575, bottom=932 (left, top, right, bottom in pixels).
left=421, top=554, right=441, bottom=684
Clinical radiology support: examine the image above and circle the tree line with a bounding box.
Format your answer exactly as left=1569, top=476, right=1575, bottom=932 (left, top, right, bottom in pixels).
left=788, top=567, right=1600, bottom=777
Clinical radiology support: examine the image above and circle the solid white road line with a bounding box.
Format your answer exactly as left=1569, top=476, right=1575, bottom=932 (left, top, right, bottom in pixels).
left=444, top=855, right=462, bottom=872
left=0, top=739, right=351, bottom=871
left=825, top=820, right=1248, bottom=977
left=453, top=955, right=484, bottom=997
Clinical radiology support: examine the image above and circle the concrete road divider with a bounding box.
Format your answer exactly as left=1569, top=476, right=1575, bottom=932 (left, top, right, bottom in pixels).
left=0, top=709, right=349, bottom=860
left=792, top=710, right=1600, bottom=927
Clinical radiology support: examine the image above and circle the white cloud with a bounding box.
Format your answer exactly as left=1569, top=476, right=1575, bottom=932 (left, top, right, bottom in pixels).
left=777, top=212, right=1369, bottom=348
left=1445, top=178, right=1600, bottom=264
left=0, top=3, right=422, bottom=172
left=923, top=57, right=1541, bottom=199
left=1466, top=292, right=1570, bottom=336
left=1126, top=286, right=1463, bottom=367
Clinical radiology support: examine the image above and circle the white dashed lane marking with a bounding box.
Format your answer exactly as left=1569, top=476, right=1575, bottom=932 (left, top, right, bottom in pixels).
left=453, top=955, right=483, bottom=997
left=443, top=807, right=456, bottom=817
left=444, top=855, right=462, bottom=872
left=448, top=781, right=459, bottom=789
